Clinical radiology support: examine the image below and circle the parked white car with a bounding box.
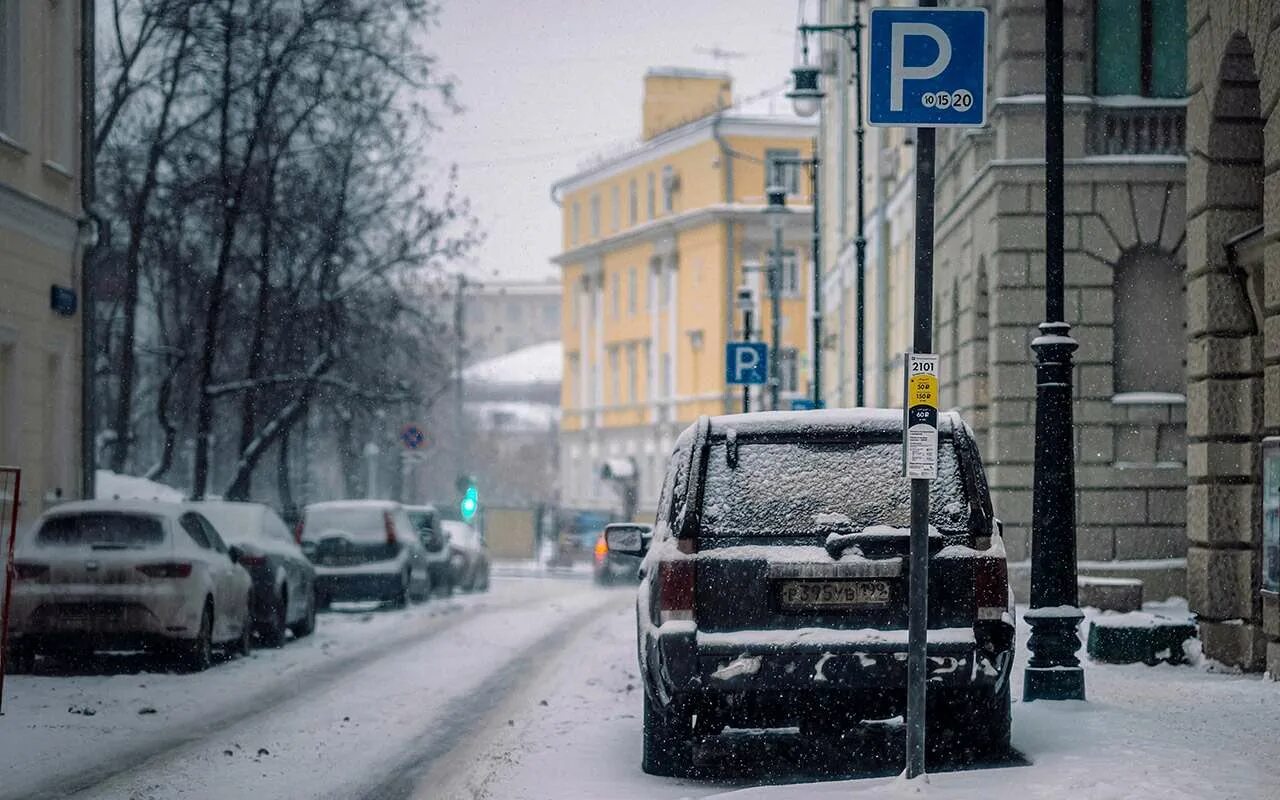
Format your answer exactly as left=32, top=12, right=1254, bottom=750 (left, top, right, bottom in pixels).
left=7, top=500, right=254, bottom=672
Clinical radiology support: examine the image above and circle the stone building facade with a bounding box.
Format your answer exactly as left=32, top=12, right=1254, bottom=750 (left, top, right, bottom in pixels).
left=0, top=0, right=87, bottom=528
left=1182, top=1, right=1280, bottom=672
left=818, top=0, right=1190, bottom=601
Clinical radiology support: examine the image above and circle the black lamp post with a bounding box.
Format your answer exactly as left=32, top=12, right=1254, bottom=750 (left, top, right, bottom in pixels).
left=1023, top=0, right=1085, bottom=702
left=765, top=184, right=788, bottom=411
left=789, top=1, right=866, bottom=407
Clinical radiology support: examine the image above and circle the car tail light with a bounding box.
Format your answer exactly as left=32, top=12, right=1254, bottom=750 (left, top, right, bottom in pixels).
left=136, top=562, right=193, bottom=579
left=384, top=512, right=397, bottom=546
left=594, top=535, right=608, bottom=564
left=975, top=554, right=1008, bottom=621
left=658, top=538, right=696, bottom=623
left=12, top=562, right=49, bottom=580
left=238, top=552, right=267, bottom=567
left=293, top=520, right=304, bottom=545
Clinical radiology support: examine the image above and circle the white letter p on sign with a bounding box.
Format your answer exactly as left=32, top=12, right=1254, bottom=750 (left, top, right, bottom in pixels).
left=734, top=346, right=759, bottom=381
left=890, top=22, right=951, bottom=112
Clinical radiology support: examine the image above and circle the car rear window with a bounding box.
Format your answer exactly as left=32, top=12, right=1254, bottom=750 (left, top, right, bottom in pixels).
left=305, top=507, right=391, bottom=541
left=699, top=440, right=970, bottom=537
left=37, top=513, right=167, bottom=548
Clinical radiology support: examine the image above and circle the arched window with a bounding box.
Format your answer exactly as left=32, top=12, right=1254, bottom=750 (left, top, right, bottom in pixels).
left=1113, top=248, right=1184, bottom=394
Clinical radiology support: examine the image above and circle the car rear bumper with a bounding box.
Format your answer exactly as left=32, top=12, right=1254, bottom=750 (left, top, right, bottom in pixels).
left=315, top=571, right=404, bottom=602
left=7, top=586, right=204, bottom=645
left=652, top=623, right=1011, bottom=697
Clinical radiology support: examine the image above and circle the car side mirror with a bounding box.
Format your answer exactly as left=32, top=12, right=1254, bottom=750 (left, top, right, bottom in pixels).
left=228, top=545, right=244, bottom=564
left=604, top=523, right=651, bottom=556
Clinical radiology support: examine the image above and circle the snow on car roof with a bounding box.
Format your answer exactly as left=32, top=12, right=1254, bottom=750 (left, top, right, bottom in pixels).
left=706, top=408, right=964, bottom=439
left=305, top=499, right=401, bottom=511
left=38, top=498, right=190, bottom=519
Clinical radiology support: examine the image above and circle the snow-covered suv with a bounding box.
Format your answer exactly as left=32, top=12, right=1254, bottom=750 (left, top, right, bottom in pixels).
left=613, top=409, right=1015, bottom=776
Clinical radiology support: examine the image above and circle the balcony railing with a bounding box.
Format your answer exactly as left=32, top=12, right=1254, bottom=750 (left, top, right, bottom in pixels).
left=1087, top=102, right=1186, bottom=157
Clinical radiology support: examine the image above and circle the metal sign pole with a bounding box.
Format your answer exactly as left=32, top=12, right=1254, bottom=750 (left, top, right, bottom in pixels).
left=905, top=122, right=936, bottom=779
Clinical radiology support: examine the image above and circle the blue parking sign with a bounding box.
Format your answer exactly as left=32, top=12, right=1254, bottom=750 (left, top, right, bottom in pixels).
left=725, top=342, right=768, bottom=386
left=867, top=7, right=987, bottom=128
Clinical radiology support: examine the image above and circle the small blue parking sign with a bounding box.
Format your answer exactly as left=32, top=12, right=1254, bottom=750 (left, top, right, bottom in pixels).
left=867, top=7, right=987, bottom=128
left=725, top=342, right=768, bottom=386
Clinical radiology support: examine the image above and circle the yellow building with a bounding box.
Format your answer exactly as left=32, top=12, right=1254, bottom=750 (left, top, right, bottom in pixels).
left=0, top=0, right=88, bottom=526
left=551, top=69, right=815, bottom=517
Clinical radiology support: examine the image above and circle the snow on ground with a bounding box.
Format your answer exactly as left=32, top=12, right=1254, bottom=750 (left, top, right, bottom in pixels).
left=0, top=578, right=609, bottom=800
left=442, top=597, right=1280, bottom=800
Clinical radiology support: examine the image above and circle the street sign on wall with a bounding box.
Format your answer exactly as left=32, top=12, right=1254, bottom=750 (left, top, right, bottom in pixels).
left=867, top=7, right=988, bottom=128
left=725, top=342, right=768, bottom=386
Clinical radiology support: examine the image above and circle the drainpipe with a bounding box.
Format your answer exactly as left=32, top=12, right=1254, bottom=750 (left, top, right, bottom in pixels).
left=80, top=0, right=98, bottom=500
left=874, top=140, right=891, bottom=407
left=713, top=113, right=736, bottom=414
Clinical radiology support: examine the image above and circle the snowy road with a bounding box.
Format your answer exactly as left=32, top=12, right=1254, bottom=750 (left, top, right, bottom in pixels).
left=3, top=578, right=1280, bottom=800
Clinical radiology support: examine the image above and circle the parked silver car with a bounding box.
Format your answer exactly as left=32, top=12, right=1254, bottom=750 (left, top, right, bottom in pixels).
left=194, top=501, right=317, bottom=647
left=405, top=505, right=455, bottom=596
left=7, top=500, right=254, bottom=672
left=301, top=500, right=432, bottom=607
left=442, top=519, right=489, bottom=592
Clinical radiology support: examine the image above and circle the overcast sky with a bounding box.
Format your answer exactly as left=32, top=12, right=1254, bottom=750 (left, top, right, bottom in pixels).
left=429, top=0, right=808, bottom=283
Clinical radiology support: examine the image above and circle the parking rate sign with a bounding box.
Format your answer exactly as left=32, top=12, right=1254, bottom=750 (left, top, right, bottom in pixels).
left=725, top=342, right=768, bottom=386
left=867, top=7, right=988, bottom=128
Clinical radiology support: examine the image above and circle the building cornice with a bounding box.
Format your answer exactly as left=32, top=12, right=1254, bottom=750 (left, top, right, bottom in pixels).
left=552, top=203, right=814, bottom=267
left=551, top=114, right=816, bottom=197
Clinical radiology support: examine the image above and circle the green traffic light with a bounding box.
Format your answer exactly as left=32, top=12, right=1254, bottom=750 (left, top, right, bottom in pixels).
left=460, top=485, right=478, bottom=520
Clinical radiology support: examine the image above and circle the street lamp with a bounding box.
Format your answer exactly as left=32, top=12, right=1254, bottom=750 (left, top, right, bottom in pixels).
left=789, top=4, right=867, bottom=408
left=1024, top=0, right=1085, bottom=702
left=764, top=184, right=788, bottom=411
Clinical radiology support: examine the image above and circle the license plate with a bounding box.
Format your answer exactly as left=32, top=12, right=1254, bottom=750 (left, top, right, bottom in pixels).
left=778, top=579, right=891, bottom=609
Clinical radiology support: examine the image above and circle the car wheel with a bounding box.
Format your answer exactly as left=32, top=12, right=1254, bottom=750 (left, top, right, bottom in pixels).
left=927, top=680, right=1011, bottom=764
left=439, top=571, right=455, bottom=598
left=315, top=591, right=331, bottom=612
left=641, top=691, right=694, bottom=777
left=390, top=571, right=410, bottom=609
left=476, top=564, right=490, bottom=592
left=177, top=602, right=214, bottom=673
left=290, top=590, right=317, bottom=638
left=234, top=609, right=253, bottom=658
left=260, top=587, right=289, bottom=648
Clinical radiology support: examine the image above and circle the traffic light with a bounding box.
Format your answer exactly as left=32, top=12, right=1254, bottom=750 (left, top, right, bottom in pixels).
left=457, top=474, right=479, bottom=521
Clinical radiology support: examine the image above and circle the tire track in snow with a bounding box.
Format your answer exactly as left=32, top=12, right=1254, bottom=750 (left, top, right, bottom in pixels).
left=13, top=581, right=589, bottom=800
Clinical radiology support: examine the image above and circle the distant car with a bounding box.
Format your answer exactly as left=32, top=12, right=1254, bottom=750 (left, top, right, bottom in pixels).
left=194, top=501, right=317, bottom=647
left=405, top=505, right=455, bottom=596
left=442, top=520, right=489, bottom=592
left=593, top=523, right=645, bottom=585
left=7, top=500, right=254, bottom=672
left=300, top=500, right=432, bottom=607
left=620, top=410, right=1015, bottom=776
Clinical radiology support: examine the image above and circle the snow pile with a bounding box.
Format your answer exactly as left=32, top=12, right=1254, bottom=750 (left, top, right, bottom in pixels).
left=464, top=341, right=562, bottom=385
left=94, top=470, right=186, bottom=502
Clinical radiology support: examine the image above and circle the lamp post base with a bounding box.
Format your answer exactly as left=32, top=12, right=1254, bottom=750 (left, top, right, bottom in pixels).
left=1024, top=665, right=1086, bottom=701
left=1024, top=605, right=1086, bottom=701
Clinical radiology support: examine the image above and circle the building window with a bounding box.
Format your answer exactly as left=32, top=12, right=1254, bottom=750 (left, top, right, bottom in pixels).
left=608, top=347, right=621, bottom=404
left=626, top=344, right=638, bottom=403
left=43, top=0, right=74, bottom=167
left=776, top=250, right=801, bottom=296
left=611, top=272, right=620, bottom=318
left=1094, top=0, right=1186, bottom=98
left=590, top=194, right=601, bottom=239
left=644, top=341, right=653, bottom=401
left=0, top=1, right=22, bottom=138
left=765, top=148, right=802, bottom=194
left=628, top=178, right=638, bottom=226
left=611, top=185, right=621, bottom=232
left=1113, top=248, right=1184, bottom=394
left=661, top=165, right=675, bottom=214
left=778, top=348, right=799, bottom=394
left=647, top=172, right=656, bottom=219
left=627, top=267, right=637, bottom=314
left=571, top=202, right=580, bottom=245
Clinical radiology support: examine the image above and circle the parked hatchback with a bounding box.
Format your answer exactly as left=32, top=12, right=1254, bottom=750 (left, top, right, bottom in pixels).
left=195, top=501, right=317, bottom=646
left=616, top=410, right=1014, bottom=776
left=7, top=500, right=254, bottom=672
left=300, top=500, right=432, bottom=607
left=442, top=519, right=489, bottom=592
